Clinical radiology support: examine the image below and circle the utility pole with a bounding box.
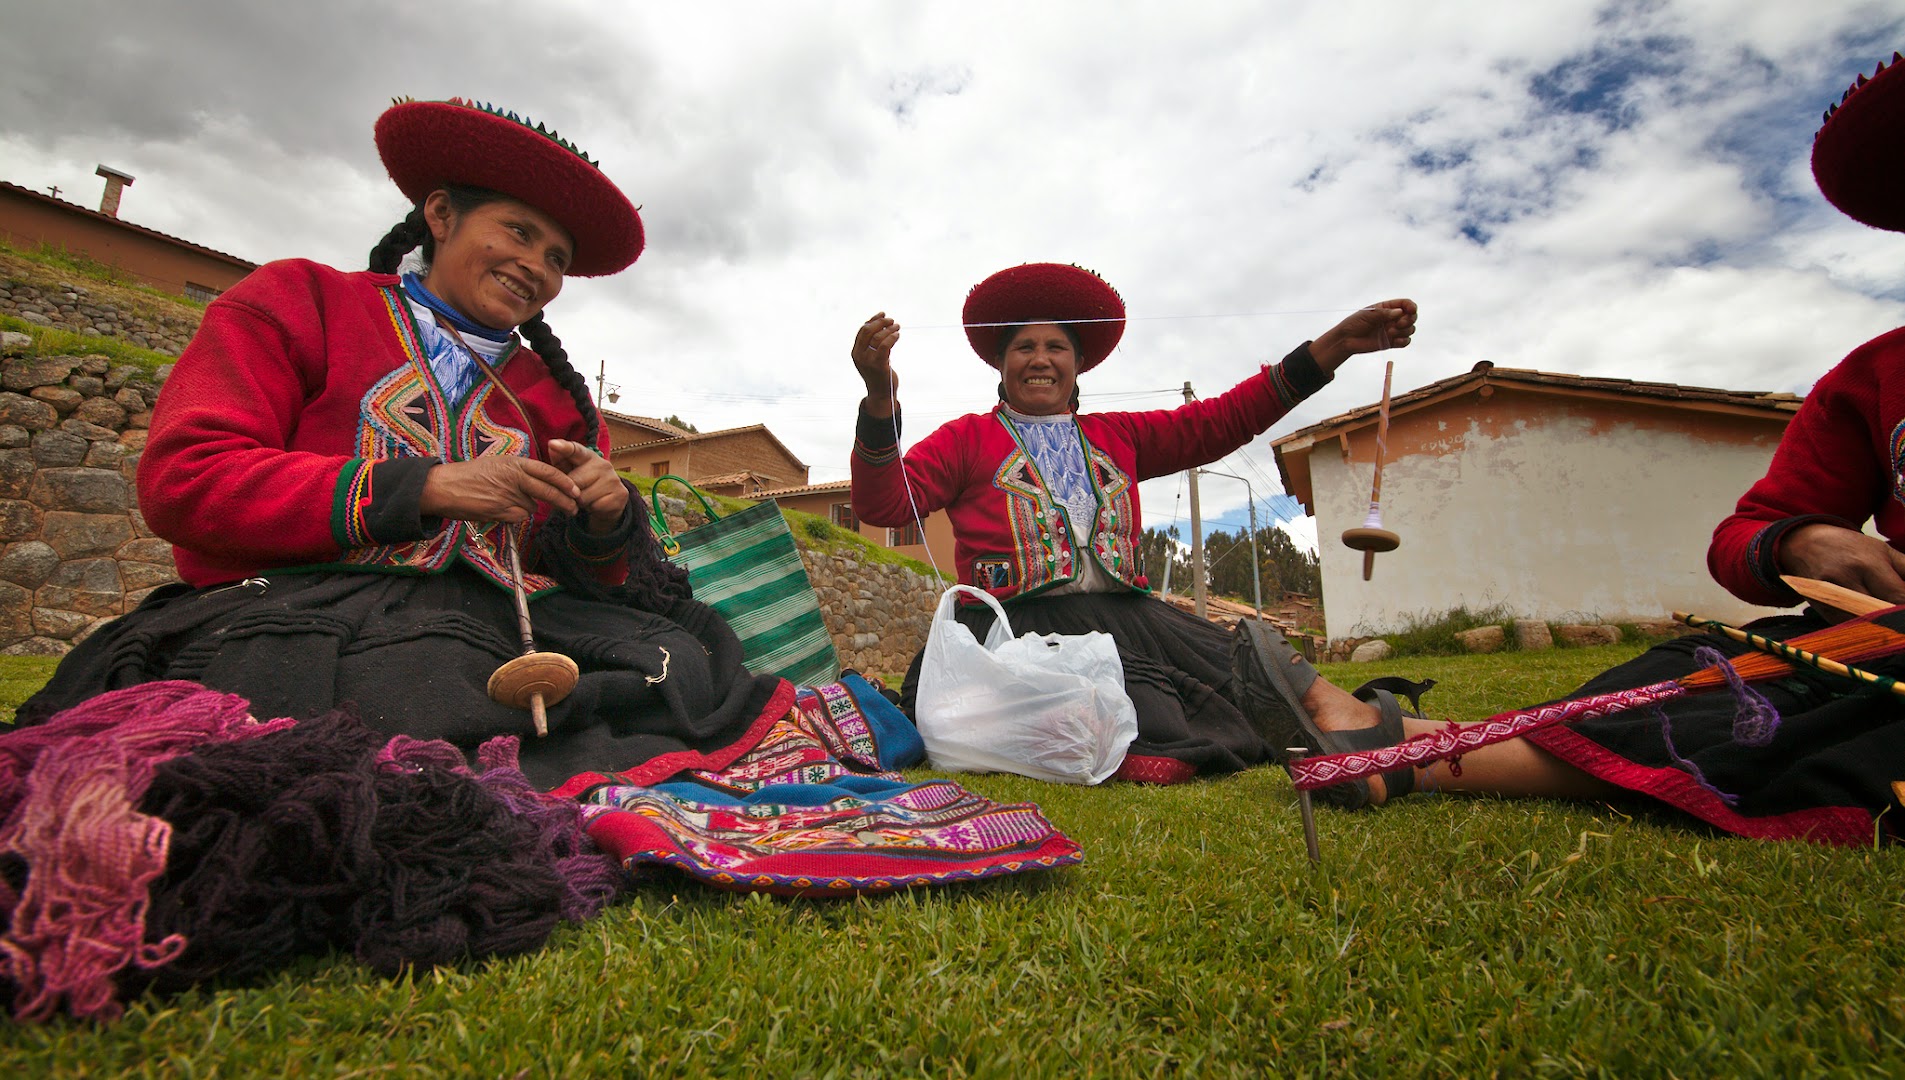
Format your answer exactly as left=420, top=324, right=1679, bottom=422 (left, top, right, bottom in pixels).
left=1183, top=381, right=1207, bottom=619
left=1200, top=468, right=1264, bottom=624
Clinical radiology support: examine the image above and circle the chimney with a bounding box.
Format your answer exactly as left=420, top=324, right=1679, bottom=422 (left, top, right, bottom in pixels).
left=95, top=165, right=135, bottom=218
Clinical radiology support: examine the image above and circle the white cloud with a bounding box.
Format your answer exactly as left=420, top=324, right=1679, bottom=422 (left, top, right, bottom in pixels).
left=3, top=0, right=1902, bottom=505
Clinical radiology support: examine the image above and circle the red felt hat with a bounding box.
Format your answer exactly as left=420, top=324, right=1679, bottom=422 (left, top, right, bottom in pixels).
left=1813, top=53, right=1905, bottom=233
left=375, top=98, right=644, bottom=277
left=962, top=263, right=1125, bottom=373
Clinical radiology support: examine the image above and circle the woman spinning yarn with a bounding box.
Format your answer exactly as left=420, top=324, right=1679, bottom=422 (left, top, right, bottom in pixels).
left=849, top=263, right=1421, bottom=783
left=16, top=98, right=788, bottom=787
left=1291, top=53, right=1905, bottom=842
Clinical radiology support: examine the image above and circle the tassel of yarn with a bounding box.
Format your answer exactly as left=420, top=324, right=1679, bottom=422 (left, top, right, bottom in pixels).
left=1692, top=645, right=1782, bottom=748
left=1653, top=702, right=1739, bottom=807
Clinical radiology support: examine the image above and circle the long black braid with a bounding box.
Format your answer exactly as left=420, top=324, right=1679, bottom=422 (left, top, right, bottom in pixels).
left=368, top=191, right=692, bottom=613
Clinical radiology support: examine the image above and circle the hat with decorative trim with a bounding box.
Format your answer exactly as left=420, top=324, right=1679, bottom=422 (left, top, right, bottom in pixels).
left=962, top=263, right=1125, bottom=372
left=1813, top=53, right=1905, bottom=233
left=376, top=98, right=643, bottom=276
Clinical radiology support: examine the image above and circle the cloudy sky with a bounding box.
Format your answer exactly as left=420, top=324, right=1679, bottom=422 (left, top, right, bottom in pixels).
left=4, top=1, right=1902, bottom=556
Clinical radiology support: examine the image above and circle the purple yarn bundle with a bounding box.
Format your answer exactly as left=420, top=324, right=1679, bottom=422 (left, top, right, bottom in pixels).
left=136, top=711, right=627, bottom=991
left=0, top=683, right=628, bottom=1022
left=0, top=681, right=291, bottom=1022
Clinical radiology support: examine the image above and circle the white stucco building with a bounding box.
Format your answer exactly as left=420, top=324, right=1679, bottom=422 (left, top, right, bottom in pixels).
left=1271, top=363, right=1802, bottom=641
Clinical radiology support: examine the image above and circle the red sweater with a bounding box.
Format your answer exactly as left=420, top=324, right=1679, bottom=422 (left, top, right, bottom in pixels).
left=851, top=348, right=1327, bottom=601
left=142, top=259, right=627, bottom=590
left=1709, top=326, right=1905, bottom=606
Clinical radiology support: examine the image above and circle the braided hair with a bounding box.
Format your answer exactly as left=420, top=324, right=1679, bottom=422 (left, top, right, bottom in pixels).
left=368, top=188, right=692, bottom=613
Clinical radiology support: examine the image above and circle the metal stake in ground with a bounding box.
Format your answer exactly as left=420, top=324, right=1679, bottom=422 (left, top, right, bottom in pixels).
left=1288, top=746, right=1322, bottom=865
left=486, top=528, right=579, bottom=737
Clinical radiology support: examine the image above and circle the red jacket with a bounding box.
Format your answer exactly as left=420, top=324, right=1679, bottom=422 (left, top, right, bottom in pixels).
left=851, top=351, right=1326, bottom=601
left=1709, top=327, right=1905, bottom=606
left=142, top=259, right=627, bottom=590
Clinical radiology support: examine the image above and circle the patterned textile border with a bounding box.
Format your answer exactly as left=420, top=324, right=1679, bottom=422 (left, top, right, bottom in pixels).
left=1288, top=680, right=1686, bottom=791
left=580, top=678, right=1080, bottom=897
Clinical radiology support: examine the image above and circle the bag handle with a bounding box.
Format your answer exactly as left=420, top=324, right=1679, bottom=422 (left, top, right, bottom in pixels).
left=934, top=584, right=1015, bottom=648
left=647, top=474, right=720, bottom=557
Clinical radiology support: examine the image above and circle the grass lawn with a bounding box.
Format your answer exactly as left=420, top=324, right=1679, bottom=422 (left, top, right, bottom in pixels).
left=4, top=644, right=1903, bottom=1075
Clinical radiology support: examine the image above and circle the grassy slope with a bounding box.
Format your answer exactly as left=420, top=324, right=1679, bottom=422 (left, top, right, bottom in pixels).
left=2, top=644, right=1902, bottom=1075
left=0, top=244, right=197, bottom=376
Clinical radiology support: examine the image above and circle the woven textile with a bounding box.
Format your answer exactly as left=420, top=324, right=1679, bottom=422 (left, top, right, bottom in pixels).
left=581, top=674, right=1080, bottom=896
left=650, top=478, right=840, bottom=687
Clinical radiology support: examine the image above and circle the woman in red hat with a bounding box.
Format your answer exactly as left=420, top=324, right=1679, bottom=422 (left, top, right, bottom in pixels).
left=16, top=98, right=789, bottom=789
left=1273, top=54, right=1905, bottom=842
left=849, top=262, right=1420, bottom=784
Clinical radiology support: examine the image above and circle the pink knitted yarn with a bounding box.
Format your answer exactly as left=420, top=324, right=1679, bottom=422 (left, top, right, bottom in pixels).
left=0, top=681, right=291, bottom=1022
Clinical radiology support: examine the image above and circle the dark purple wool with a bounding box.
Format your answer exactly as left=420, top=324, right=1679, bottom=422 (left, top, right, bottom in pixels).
left=134, top=710, right=605, bottom=990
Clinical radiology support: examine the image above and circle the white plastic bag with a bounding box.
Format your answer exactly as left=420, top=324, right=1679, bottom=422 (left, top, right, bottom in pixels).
left=914, top=585, right=1138, bottom=785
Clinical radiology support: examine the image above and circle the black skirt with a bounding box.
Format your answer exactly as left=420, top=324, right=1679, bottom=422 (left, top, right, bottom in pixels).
left=17, top=565, right=789, bottom=791
left=901, top=591, right=1275, bottom=779
left=1527, top=611, right=1905, bottom=843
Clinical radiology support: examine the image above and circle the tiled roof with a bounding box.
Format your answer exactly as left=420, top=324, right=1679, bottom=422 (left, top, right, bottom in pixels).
left=1273, top=362, right=1801, bottom=446
left=0, top=180, right=257, bottom=269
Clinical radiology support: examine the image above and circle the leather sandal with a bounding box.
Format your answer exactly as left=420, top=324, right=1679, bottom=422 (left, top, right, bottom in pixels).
left=1290, top=684, right=1418, bottom=811
left=1229, top=620, right=1320, bottom=759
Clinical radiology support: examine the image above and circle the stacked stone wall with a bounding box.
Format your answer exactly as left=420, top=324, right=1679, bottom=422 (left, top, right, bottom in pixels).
left=0, top=279, right=198, bottom=356
left=801, top=549, right=943, bottom=680
left=0, top=348, right=175, bottom=655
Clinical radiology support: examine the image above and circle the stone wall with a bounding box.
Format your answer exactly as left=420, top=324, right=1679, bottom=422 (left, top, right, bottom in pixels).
left=801, top=548, right=944, bottom=680
left=0, top=346, right=176, bottom=655
left=0, top=278, right=198, bottom=357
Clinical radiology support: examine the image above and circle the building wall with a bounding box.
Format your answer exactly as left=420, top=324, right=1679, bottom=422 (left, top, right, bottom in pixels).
left=611, top=429, right=806, bottom=488
left=685, top=430, right=805, bottom=488
left=1308, top=388, right=1791, bottom=638
left=0, top=193, right=252, bottom=299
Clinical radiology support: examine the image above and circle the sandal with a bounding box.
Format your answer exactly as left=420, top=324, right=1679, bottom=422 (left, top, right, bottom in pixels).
left=1292, top=684, right=1420, bottom=811
left=1229, top=621, right=1320, bottom=757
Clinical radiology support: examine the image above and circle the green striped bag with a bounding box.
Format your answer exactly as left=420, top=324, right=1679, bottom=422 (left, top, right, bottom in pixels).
left=649, top=477, right=841, bottom=687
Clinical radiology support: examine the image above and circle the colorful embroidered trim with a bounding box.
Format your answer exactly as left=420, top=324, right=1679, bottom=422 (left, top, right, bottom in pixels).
left=853, top=437, right=900, bottom=466
left=330, top=458, right=375, bottom=548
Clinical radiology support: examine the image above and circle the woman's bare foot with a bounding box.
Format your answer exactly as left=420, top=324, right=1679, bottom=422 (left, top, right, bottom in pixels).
left=1298, top=679, right=1394, bottom=804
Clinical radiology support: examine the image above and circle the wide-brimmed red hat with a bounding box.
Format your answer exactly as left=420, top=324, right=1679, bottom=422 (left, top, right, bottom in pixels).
left=375, top=98, right=644, bottom=277
left=962, top=263, right=1125, bottom=373
left=1813, top=53, right=1905, bottom=233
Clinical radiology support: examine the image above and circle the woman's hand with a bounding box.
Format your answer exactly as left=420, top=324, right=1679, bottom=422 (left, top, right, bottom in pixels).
left=1778, top=522, right=1905, bottom=612
left=853, top=312, right=901, bottom=419
left=420, top=457, right=582, bottom=523
left=548, top=439, right=630, bottom=534
left=1310, top=299, right=1418, bottom=372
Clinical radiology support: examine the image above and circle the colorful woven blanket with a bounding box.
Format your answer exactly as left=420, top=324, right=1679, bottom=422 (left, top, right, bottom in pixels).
left=581, top=674, right=1083, bottom=897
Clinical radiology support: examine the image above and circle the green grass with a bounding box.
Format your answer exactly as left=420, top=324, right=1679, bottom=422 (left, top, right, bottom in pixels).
left=3, top=645, right=1904, bottom=1075
left=1, top=238, right=203, bottom=310
left=0, top=313, right=176, bottom=376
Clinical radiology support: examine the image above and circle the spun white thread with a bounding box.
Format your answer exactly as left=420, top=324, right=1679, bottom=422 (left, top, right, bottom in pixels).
left=886, top=366, right=945, bottom=582
left=1361, top=502, right=1384, bottom=530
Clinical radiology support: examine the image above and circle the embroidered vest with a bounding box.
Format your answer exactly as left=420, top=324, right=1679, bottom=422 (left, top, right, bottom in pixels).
left=334, top=286, right=559, bottom=593
left=982, top=413, right=1141, bottom=597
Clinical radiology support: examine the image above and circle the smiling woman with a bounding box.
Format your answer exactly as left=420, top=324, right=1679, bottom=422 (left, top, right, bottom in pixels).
left=848, top=262, right=1426, bottom=786
left=14, top=97, right=791, bottom=788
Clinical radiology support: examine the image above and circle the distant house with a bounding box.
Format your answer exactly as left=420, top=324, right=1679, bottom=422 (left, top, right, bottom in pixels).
left=1270, top=363, right=1801, bottom=639
left=0, top=171, right=255, bottom=300
left=752, top=479, right=955, bottom=575
left=604, top=412, right=810, bottom=496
